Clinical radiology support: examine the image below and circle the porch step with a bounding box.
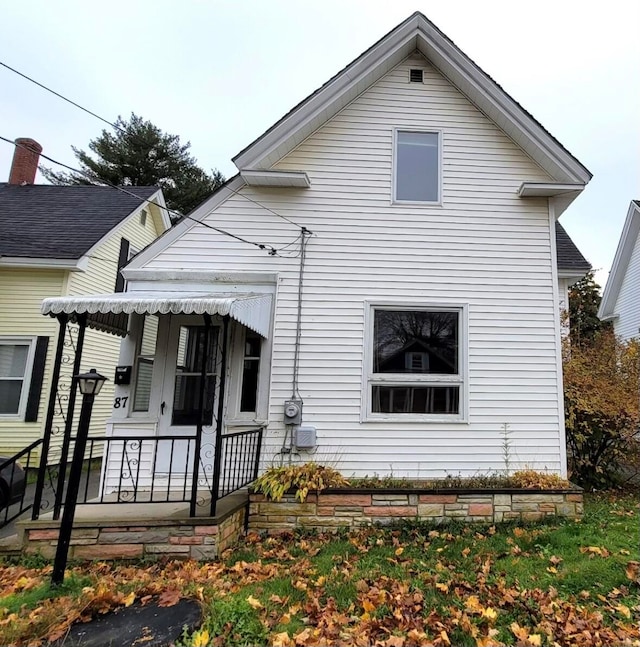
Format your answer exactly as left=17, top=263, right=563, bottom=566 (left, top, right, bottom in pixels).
left=18, top=491, right=249, bottom=561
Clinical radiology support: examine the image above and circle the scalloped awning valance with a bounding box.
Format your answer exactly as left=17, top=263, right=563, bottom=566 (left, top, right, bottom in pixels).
left=41, top=292, right=273, bottom=338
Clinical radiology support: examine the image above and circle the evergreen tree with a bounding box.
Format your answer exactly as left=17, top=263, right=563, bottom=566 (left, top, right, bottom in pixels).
left=568, top=270, right=610, bottom=346
left=41, top=113, right=224, bottom=216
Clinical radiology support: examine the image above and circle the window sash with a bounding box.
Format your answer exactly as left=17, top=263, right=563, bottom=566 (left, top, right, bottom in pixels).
left=394, top=130, right=440, bottom=203
left=0, top=339, right=36, bottom=418
left=366, top=305, right=465, bottom=419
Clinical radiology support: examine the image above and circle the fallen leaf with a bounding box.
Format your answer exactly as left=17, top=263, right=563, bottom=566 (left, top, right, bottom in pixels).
left=395, top=547, right=404, bottom=556
left=435, top=582, right=449, bottom=594
left=157, top=588, right=181, bottom=608
left=482, top=607, right=497, bottom=622
left=625, top=561, right=639, bottom=582
left=246, top=595, right=263, bottom=609
left=123, top=591, right=136, bottom=607
left=192, top=628, right=210, bottom=647
left=272, top=631, right=293, bottom=646
left=386, top=635, right=405, bottom=647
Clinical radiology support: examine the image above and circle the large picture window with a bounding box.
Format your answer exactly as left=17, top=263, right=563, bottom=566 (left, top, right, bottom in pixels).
left=394, top=130, right=440, bottom=203
left=0, top=339, right=35, bottom=417
left=367, top=307, right=464, bottom=419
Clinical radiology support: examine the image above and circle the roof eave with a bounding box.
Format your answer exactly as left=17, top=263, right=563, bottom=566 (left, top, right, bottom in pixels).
left=598, top=201, right=640, bottom=319
left=232, top=12, right=591, bottom=185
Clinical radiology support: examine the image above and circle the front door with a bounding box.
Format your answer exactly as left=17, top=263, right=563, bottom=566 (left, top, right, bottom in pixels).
left=156, top=317, right=220, bottom=479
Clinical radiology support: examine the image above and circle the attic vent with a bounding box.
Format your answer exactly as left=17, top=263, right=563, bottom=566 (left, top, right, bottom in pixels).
left=140, top=209, right=147, bottom=226
left=409, top=69, right=423, bottom=83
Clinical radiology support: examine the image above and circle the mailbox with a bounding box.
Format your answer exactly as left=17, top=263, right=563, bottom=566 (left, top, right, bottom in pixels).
left=114, top=365, right=132, bottom=386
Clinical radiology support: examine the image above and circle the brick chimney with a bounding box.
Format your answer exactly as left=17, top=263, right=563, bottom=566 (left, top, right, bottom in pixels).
left=8, top=138, right=42, bottom=185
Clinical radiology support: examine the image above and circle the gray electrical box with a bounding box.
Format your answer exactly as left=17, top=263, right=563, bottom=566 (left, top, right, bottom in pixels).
left=283, top=399, right=303, bottom=425
left=296, top=425, right=316, bottom=449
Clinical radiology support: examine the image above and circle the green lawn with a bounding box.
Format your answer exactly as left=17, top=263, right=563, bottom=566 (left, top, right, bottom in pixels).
left=0, top=493, right=638, bottom=646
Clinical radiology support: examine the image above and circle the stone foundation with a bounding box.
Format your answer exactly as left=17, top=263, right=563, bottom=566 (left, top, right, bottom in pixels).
left=20, top=506, right=245, bottom=561
left=249, top=488, right=583, bottom=532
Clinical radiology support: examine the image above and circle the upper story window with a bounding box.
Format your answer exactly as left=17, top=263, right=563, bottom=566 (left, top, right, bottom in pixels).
left=366, top=306, right=466, bottom=420
left=394, top=130, right=440, bottom=203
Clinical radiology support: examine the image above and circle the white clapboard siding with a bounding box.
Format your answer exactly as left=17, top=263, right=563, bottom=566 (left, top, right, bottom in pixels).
left=143, top=57, right=563, bottom=477
left=614, top=228, right=640, bottom=340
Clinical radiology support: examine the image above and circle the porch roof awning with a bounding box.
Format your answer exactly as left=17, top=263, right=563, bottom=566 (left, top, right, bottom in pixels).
left=41, top=292, right=273, bottom=338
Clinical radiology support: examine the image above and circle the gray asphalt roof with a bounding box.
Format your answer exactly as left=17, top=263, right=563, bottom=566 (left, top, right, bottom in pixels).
left=556, top=222, right=590, bottom=272
left=0, top=183, right=158, bottom=259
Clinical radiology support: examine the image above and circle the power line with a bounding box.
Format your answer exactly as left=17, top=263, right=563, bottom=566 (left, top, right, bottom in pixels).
left=1, top=135, right=286, bottom=255
left=0, top=59, right=309, bottom=233
left=0, top=61, right=123, bottom=134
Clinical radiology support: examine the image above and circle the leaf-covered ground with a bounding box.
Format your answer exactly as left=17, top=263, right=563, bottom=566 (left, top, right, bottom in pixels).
left=0, top=493, right=638, bottom=646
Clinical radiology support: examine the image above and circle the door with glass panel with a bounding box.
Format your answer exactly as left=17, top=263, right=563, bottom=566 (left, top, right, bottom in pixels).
left=156, top=318, right=220, bottom=477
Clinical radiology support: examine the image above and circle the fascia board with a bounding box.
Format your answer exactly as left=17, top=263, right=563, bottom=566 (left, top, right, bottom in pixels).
left=233, top=13, right=591, bottom=185
left=126, top=175, right=246, bottom=270
left=81, top=189, right=166, bottom=262
left=598, top=201, right=640, bottom=318
left=232, top=20, right=419, bottom=170
left=0, top=257, right=81, bottom=270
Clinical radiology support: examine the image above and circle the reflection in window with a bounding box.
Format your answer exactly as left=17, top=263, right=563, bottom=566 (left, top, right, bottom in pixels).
left=371, top=309, right=461, bottom=416
left=172, top=326, right=218, bottom=426
left=240, top=330, right=261, bottom=413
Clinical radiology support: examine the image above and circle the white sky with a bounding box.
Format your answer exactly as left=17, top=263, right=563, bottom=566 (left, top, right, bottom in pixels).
left=1, top=0, right=638, bottom=288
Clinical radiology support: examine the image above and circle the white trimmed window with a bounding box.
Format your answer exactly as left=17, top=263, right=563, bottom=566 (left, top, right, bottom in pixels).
left=0, top=338, right=36, bottom=417
left=394, top=130, right=440, bottom=203
left=366, top=306, right=465, bottom=420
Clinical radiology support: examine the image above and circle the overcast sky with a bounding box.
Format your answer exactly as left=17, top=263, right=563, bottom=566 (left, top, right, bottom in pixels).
left=1, top=0, right=638, bottom=287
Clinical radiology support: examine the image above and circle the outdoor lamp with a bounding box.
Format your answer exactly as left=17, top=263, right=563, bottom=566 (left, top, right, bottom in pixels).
left=76, top=368, right=107, bottom=396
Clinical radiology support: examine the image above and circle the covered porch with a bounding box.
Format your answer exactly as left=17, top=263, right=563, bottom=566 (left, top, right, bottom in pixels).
left=33, top=288, right=272, bottom=521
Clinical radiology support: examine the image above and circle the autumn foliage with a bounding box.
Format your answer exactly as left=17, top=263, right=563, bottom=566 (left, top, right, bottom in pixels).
left=563, top=329, right=640, bottom=489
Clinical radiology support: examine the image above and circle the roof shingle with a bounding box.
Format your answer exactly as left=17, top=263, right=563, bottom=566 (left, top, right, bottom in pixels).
left=0, top=184, right=158, bottom=259
left=556, top=222, right=590, bottom=273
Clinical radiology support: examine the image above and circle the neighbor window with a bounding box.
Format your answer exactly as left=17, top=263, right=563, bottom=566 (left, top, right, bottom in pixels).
left=0, top=340, right=35, bottom=417
left=395, top=130, right=440, bottom=202
left=368, top=307, right=463, bottom=417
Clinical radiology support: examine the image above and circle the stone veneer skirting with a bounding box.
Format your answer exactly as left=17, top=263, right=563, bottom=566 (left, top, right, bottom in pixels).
left=19, top=507, right=245, bottom=561
left=248, top=488, right=583, bottom=532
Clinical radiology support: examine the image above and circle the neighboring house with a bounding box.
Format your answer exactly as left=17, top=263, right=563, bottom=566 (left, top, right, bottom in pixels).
left=598, top=201, right=640, bottom=340
left=43, top=12, right=591, bottom=485
left=555, top=222, right=592, bottom=326
left=0, top=138, right=170, bottom=456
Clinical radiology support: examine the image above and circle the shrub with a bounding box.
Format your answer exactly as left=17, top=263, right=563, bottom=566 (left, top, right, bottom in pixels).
left=508, top=470, right=570, bottom=490
left=563, top=329, right=639, bottom=489
left=253, top=463, right=349, bottom=502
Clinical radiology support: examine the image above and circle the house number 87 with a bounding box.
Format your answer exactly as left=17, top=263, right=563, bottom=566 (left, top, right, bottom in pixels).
left=113, top=396, right=128, bottom=409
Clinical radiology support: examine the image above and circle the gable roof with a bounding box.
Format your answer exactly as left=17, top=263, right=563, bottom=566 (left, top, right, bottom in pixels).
left=598, top=200, right=640, bottom=320
left=555, top=222, right=590, bottom=274
left=0, top=184, right=160, bottom=260
left=233, top=11, right=591, bottom=187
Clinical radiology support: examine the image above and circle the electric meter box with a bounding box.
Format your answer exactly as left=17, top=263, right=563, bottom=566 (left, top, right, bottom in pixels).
left=283, top=399, right=303, bottom=425
left=296, top=425, right=316, bottom=449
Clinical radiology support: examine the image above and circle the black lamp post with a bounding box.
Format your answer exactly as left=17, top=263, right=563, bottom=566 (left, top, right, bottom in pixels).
left=52, top=369, right=107, bottom=585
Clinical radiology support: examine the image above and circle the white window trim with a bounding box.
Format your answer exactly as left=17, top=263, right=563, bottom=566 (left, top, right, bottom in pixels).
left=225, top=322, right=269, bottom=428
left=361, top=302, right=468, bottom=423
left=392, top=128, right=443, bottom=206
left=0, top=337, right=37, bottom=420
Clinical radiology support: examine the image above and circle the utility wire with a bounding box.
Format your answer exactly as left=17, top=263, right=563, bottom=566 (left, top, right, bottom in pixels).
left=0, top=59, right=309, bottom=233
left=1, top=135, right=283, bottom=255
left=0, top=61, right=124, bottom=134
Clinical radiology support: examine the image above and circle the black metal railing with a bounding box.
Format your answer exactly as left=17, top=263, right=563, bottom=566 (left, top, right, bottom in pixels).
left=218, top=428, right=263, bottom=498
left=70, top=428, right=263, bottom=510
left=0, top=439, right=43, bottom=529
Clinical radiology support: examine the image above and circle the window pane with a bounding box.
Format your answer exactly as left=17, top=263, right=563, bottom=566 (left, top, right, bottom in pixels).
left=374, top=310, right=458, bottom=374
left=240, top=331, right=261, bottom=413
left=0, top=380, right=22, bottom=414
left=372, top=385, right=459, bottom=414
left=0, top=345, right=28, bottom=378
left=172, top=375, right=216, bottom=426
left=133, top=316, right=158, bottom=413
left=133, top=359, right=154, bottom=412
left=396, top=131, right=439, bottom=201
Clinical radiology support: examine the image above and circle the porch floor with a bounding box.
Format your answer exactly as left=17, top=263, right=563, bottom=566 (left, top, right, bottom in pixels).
left=25, top=489, right=249, bottom=526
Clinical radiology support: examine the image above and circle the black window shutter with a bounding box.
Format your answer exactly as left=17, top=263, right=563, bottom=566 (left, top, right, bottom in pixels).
left=25, top=336, right=49, bottom=422
left=115, top=238, right=130, bottom=293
